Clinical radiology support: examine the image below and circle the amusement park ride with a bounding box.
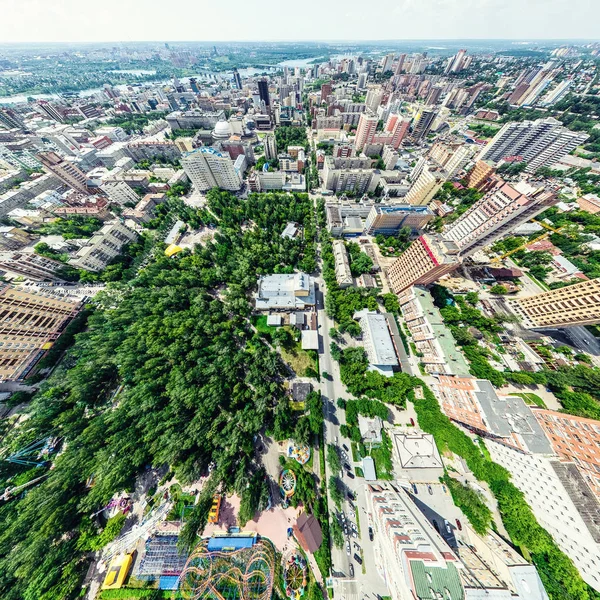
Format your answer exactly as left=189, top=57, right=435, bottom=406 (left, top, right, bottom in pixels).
left=0, top=435, right=59, bottom=501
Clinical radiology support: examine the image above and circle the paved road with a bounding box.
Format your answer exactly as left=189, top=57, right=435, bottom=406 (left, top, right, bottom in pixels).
left=313, top=236, right=390, bottom=599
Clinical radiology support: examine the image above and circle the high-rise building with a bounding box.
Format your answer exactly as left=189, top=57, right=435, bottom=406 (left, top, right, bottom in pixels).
left=533, top=408, right=600, bottom=499
left=189, top=77, right=200, bottom=93
left=410, top=108, right=437, bottom=142
left=428, top=141, right=475, bottom=178
left=387, top=234, right=460, bottom=294
left=264, top=134, right=278, bottom=160
left=365, top=87, right=383, bottom=113
left=405, top=163, right=447, bottom=206
left=257, top=79, right=270, bottom=108
left=465, top=160, right=496, bottom=191
left=367, top=483, right=466, bottom=600
left=37, top=151, right=91, bottom=195
left=381, top=53, right=395, bottom=74
left=478, top=117, right=589, bottom=173
left=320, top=82, right=332, bottom=103
left=231, top=69, right=242, bottom=90
left=182, top=147, right=242, bottom=192
left=0, top=285, right=82, bottom=381
left=486, top=440, right=600, bottom=592
left=508, top=278, right=600, bottom=329
left=394, top=54, right=406, bottom=76
left=36, top=100, right=65, bottom=123
left=354, top=112, right=379, bottom=152
left=0, top=108, right=25, bottom=130
left=444, top=49, right=467, bottom=74
left=442, top=180, right=557, bottom=257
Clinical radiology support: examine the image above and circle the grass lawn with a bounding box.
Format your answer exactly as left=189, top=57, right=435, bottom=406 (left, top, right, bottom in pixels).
left=280, top=342, right=315, bottom=375
left=512, top=392, right=547, bottom=408
left=369, top=431, right=394, bottom=480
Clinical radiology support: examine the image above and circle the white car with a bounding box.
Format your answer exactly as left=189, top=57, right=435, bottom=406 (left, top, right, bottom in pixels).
left=346, top=542, right=351, bottom=555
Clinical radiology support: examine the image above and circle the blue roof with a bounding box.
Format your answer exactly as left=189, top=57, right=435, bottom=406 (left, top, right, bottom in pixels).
left=159, top=575, right=180, bottom=590
left=378, top=204, right=430, bottom=214
left=207, top=535, right=256, bottom=551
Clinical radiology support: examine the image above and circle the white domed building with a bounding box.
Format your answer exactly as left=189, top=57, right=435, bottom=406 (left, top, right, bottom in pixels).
left=212, top=120, right=233, bottom=141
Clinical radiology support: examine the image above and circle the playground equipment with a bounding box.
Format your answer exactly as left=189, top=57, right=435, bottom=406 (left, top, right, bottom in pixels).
left=1, top=473, right=49, bottom=502
left=90, top=494, right=132, bottom=519
left=283, top=553, right=308, bottom=600
left=287, top=442, right=310, bottom=465
left=279, top=470, right=297, bottom=499
left=178, top=538, right=276, bottom=600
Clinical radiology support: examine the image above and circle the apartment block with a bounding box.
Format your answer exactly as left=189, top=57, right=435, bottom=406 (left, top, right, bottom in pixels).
left=69, top=221, right=138, bottom=272
left=354, top=112, right=379, bottom=152
left=367, top=483, right=465, bottom=600
left=410, top=108, right=437, bottom=142
left=477, top=117, right=589, bottom=173
left=443, top=180, right=557, bottom=257
left=181, top=147, right=242, bottom=192
left=101, top=180, right=141, bottom=206
left=0, top=285, right=82, bottom=381
left=399, top=286, right=471, bottom=376
left=428, top=141, right=475, bottom=178
left=432, top=375, right=552, bottom=454
left=0, top=251, right=67, bottom=281
left=486, top=440, right=600, bottom=592
left=332, top=240, right=353, bottom=288
left=387, top=234, right=460, bottom=294
left=534, top=409, right=600, bottom=499
left=38, top=151, right=91, bottom=195
left=365, top=204, right=433, bottom=235
left=509, top=278, right=600, bottom=328
left=322, top=156, right=380, bottom=195
left=465, top=160, right=496, bottom=191
left=405, top=163, right=448, bottom=206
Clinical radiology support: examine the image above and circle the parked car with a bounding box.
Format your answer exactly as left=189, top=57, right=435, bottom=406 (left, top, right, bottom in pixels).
left=343, top=462, right=351, bottom=471
left=441, top=485, right=447, bottom=494
left=343, top=443, right=349, bottom=452
left=351, top=529, right=358, bottom=538
left=455, top=518, right=462, bottom=531
left=346, top=542, right=351, bottom=555
left=346, top=470, right=355, bottom=479
left=427, top=484, right=433, bottom=495
left=412, top=483, right=418, bottom=494
left=368, top=527, right=374, bottom=541
left=444, top=520, right=452, bottom=534
left=354, top=542, right=361, bottom=552
left=409, top=418, right=415, bottom=426
left=349, top=563, right=354, bottom=578
left=354, top=553, right=362, bottom=565
left=433, top=520, right=440, bottom=533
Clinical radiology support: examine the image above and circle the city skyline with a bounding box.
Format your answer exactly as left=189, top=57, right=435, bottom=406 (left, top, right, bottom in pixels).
left=2, top=0, right=600, bottom=43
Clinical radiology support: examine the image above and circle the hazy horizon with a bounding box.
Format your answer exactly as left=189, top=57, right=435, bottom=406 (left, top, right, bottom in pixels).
left=2, top=0, right=599, bottom=44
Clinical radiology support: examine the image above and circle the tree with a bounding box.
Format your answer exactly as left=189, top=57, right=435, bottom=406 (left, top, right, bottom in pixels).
left=489, top=284, right=508, bottom=295
left=330, top=342, right=342, bottom=361
left=330, top=518, right=344, bottom=548
left=381, top=293, right=400, bottom=314
left=294, top=416, right=312, bottom=446
left=327, top=444, right=341, bottom=473
left=329, top=476, right=344, bottom=509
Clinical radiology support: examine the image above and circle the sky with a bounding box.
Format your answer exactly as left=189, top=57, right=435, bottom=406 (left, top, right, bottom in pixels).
left=1, top=0, right=599, bottom=43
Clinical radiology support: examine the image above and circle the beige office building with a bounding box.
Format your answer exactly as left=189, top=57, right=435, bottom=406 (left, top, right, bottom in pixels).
left=509, top=278, right=600, bottom=328
left=387, top=234, right=460, bottom=294
left=0, top=285, right=82, bottom=380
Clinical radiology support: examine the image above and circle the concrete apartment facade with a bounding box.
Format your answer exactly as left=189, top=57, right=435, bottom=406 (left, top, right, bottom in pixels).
left=387, top=234, right=460, bottom=293
left=0, top=285, right=82, bottom=381
left=509, top=277, right=600, bottom=328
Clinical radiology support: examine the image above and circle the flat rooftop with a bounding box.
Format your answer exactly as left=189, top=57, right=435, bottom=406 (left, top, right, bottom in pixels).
left=475, top=379, right=552, bottom=455
left=413, top=287, right=471, bottom=377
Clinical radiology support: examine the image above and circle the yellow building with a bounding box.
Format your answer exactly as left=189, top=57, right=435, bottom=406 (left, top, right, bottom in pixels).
left=101, top=553, right=133, bottom=590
